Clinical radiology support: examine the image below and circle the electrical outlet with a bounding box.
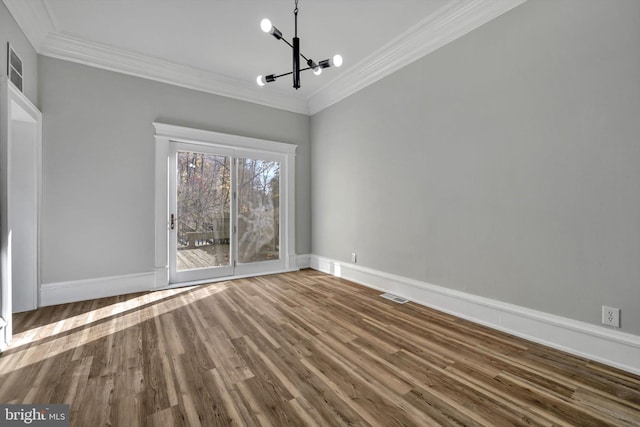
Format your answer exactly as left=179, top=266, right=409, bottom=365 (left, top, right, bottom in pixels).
left=602, top=306, right=620, bottom=328
left=351, top=252, right=357, bottom=263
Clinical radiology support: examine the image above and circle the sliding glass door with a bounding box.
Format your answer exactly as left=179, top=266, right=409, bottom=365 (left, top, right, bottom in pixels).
left=237, top=158, right=280, bottom=264
left=169, top=144, right=233, bottom=282
left=169, top=142, right=282, bottom=283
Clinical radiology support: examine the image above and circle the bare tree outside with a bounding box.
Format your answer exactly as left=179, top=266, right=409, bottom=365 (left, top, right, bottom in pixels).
left=176, top=151, right=231, bottom=270
left=237, top=158, right=280, bottom=263
left=175, top=152, right=280, bottom=270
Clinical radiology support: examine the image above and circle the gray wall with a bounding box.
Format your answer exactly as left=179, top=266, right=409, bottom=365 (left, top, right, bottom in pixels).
left=311, top=0, right=640, bottom=335
left=1, top=2, right=38, bottom=105
left=39, top=56, right=311, bottom=284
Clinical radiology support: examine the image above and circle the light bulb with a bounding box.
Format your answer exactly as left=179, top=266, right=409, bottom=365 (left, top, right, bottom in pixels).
left=313, top=67, right=322, bottom=76
left=332, top=54, right=343, bottom=67
left=260, top=18, right=272, bottom=33
left=257, top=75, right=266, bottom=86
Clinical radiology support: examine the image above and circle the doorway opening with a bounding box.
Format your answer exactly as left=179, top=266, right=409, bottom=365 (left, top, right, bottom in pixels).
left=1, top=78, right=42, bottom=351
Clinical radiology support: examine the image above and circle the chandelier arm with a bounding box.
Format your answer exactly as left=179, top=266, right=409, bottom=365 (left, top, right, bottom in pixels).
left=274, top=71, right=293, bottom=79
left=280, top=37, right=294, bottom=49
left=298, top=51, right=310, bottom=62
left=264, top=67, right=312, bottom=81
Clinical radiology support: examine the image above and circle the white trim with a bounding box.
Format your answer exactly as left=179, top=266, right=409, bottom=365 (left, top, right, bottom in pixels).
left=154, top=267, right=169, bottom=290
left=39, top=33, right=309, bottom=115
left=5, top=0, right=527, bottom=115
left=154, top=131, right=170, bottom=284
left=309, top=255, right=640, bottom=375
left=40, top=272, right=155, bottom=307
left=0, top=316, right=6, bottom=352
left=0, top=77, right=42, bottom=349
left=296, top=254, right=311, bottom=269
left=153, top=123, right=297, bottom=155
left=1, top=0, right=56, bottom=51
left=308, top=0, right=527, bottom=114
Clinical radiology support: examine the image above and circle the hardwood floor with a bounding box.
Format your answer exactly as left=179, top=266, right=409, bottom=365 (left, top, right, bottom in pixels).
left=1, top=269, right=639, bottom=426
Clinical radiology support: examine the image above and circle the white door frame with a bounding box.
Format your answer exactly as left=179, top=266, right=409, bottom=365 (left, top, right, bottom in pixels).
left=153, top=123, right=297, bottom=288
left=0, top=77, right=42, bottom=350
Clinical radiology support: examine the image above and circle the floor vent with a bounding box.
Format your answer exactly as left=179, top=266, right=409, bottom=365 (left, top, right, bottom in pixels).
left=380, top=293, right=409, bottom=304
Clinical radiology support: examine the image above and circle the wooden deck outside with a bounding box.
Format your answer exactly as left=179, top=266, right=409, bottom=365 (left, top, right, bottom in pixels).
left=176, top=245, right=230, bottom=271
left=176, top=244, right=279, bottom=270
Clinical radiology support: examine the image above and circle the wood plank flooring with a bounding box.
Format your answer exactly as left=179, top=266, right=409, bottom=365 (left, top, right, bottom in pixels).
left=1, top=269, right=639, bottom=426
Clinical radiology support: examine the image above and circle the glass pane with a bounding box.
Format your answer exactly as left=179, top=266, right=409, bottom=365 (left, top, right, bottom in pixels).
left=176, top=151, right=231, bottom=271
left=237, top=158, right=280, bottom=263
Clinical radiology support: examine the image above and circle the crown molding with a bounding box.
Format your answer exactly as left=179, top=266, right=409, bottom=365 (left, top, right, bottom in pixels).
left=40, top=33, right=309, bottom=115
left=5, top=0, right=527, bottom=116
left=2, top=0, right=56, bottom=51
left=308, top=0, right=528, bottom=115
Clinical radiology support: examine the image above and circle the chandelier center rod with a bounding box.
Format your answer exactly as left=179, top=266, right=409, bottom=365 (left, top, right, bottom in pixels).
left=294, top=0, right=299, bottom=37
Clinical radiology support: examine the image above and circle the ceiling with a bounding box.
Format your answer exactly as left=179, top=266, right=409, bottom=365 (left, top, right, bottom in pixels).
left=4, top=0, right=526, bottom=114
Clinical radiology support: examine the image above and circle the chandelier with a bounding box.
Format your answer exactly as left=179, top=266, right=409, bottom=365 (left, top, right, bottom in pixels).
left=257, top=0, right=343, bottom=89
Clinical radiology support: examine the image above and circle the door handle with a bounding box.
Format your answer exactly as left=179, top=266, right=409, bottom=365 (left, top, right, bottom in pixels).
left=170, top=214, right=176, bottom=230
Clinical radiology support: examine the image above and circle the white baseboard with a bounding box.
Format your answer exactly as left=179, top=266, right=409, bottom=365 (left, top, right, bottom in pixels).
left=154, top=266, right=169, bottom=289
left=309, top=255, right=640, bottom=375
left=296, top=254, right=311, bottom=269
left=40, top=259, right=305, bottom=306
left=0, top=317, right=7, bottom=352
left=40, top=272, right=156, bottom=307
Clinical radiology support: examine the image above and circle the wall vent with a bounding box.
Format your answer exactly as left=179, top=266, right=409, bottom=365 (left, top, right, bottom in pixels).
left=7, top=43, right=23, bottom=92
left=380, top=293, right=409, bottom=304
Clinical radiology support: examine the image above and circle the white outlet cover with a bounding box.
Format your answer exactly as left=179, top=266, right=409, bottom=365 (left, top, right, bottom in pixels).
left=602, top=306, right=621, bottom=328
